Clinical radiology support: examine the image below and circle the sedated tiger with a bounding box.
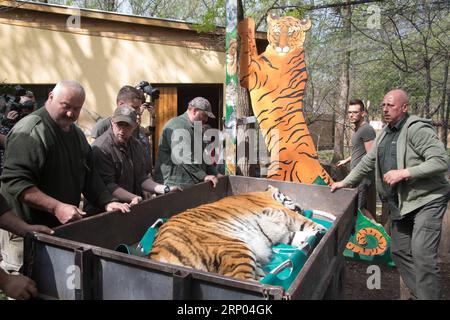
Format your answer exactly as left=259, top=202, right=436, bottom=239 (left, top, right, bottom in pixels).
left=148, top=186, right=325, bottom=281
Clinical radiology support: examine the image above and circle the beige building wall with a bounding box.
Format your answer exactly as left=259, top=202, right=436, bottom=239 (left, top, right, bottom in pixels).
left=0, top=23, right=225, bottom=133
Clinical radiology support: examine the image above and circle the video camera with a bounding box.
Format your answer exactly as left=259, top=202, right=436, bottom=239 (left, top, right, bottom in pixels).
left=0, top=85, right=26, bottom=106
left=136, top=81, right=160, bottom=103
left=0, top=85, right=35, bottom=129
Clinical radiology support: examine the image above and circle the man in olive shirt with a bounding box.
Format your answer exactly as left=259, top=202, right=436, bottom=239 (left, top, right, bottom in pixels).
left=0, top=80, right=130, bottom=271
left=87, top=106, right=181, bottom=213
left=331, top=89, right=449, bottom=299
left=154, top=97, right=220, bottom=189
left=337, top=99, right=376, bottom=219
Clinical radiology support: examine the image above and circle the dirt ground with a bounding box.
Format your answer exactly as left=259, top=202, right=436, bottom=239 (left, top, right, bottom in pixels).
left=343, top=255, right=450, bottom=300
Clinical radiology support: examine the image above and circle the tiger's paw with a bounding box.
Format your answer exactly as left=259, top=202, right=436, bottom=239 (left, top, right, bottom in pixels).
left=238, top=18, right=256, bottom=34
left=291, top=229, right=321, bottom=248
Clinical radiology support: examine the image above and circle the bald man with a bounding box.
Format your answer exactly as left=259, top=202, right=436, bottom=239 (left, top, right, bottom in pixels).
left=0, top=80, right=130, bottom=273
left=331, top=89, right=449, bottom=299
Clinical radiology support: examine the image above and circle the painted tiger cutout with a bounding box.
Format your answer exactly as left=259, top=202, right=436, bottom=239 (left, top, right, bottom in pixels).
left=346, top=227, right=388, bottom=256
left=148, top=186, right=325, bottom=281
left=238, top=14, right=333, bottom=185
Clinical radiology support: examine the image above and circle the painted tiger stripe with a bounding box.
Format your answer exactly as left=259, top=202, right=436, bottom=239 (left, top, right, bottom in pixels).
left=261, top=55, right=279, bottom=70
left=285, top=115, right=297, bottom=126
left=286, top=127, right=307, bottom=143
left=290, top=133, right=312, bottom=146
left=287, top=51, right=304, bottom=64
left=268, top=106, right=284, bottom=114
left=296, top=151, right=318, bottom=160
left=250, top=72, right=259, bottom=91
left=261, top=74, right=269, bottom=87
left=257, top=86, right=279, bottom=103
left=272, top=89, right=305, bottom=103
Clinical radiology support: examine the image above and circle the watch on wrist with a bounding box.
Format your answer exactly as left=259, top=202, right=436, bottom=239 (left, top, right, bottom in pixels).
left=163, top=185, right=170, bottom=194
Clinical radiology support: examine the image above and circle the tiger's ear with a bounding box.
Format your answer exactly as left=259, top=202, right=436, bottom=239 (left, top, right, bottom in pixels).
left=299, top=18, right=312, bottom=31
left=267, top=12, right=279, bottom=24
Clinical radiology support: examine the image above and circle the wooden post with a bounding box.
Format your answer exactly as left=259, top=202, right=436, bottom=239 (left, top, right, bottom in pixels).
left=224, top=0, right=238, bottom=176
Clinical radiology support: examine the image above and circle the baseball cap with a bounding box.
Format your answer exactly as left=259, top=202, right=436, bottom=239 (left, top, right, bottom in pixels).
left=188, top=97, right=215, bottom=119
left=112, top=105, right=138, bottom=125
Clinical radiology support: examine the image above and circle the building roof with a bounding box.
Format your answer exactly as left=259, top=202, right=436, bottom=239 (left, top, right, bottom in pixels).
left=0, top=0, right=267, bottom=40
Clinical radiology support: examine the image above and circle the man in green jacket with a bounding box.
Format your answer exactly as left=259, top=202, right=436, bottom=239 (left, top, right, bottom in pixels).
left=331, top=89, right=449, bottom=300
left=154, top=97, right=220, bottom=190
left=0, top=80, right=130, bottom=272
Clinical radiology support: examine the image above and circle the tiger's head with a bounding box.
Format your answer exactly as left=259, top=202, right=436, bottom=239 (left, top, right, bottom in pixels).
left=266, top=13, right=311, bottom=55
left=266, top=185, right=303, bottom=215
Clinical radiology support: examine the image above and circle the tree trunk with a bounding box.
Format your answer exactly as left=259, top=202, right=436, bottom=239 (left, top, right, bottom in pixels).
left=332, top=2, right=352, bottom=163
left=424, top=57, right=432, bottom=118
left=445, top=87, right=450, bottom=149
left=235, top=0, right=255, bottom=176
left=439, top=55, right=449, bottom=146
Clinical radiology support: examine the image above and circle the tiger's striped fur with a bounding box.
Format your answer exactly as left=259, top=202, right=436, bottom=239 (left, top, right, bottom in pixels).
left=238, top=14, right=333, bottom=185
left=148, top=186, right=325, bottom=281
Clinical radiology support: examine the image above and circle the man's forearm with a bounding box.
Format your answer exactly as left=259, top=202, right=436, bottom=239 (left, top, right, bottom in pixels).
left=142, top=178, right=164, bottom=194
left=0, top=133, right=6, bottom=148
left=19, top=186, right=61, bottom=215
left=111, top=187, right=137, bottom=203
left=0, top=268, right=9, bottom=289
left=0, top=211, right=30, bottom=237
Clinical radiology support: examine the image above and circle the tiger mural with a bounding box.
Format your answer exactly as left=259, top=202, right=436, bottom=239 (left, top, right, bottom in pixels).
left=238, top=14, right=333, bottom=185
left=148, top=186, right=325, bottom=281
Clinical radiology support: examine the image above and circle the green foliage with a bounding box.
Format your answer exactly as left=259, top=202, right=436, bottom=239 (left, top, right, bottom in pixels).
left=22, top=0, right=450, bottom=141
left=285, top=3, right=312, bottom=20
left=192, top=0, right=225, bottom=33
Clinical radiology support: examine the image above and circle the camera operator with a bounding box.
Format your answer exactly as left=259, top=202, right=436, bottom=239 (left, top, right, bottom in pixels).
left=0, top=90, right=36, bottom=175
left=1, top=92, right=36, bottom=131
left=135, top=81, right=159, bottom=169
left=91, top=83, right=159, bottom=174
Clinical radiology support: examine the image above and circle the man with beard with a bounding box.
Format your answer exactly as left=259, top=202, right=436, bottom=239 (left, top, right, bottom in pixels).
left=337, top=99, right=376, bottom=220
left=86, top=106, right=181, bottom=214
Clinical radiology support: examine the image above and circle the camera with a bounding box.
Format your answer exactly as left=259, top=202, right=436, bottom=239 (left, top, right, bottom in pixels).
left=0, top=85, right=26, bottom=108
left=136, top=81, right=160, bottom=103
left=0, top=85, right=35, bottom=129
left=1, top=100, right=35, bottom=129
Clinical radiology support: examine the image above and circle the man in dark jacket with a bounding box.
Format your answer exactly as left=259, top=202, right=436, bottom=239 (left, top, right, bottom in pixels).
left=87, top=106, right=181, bottom=214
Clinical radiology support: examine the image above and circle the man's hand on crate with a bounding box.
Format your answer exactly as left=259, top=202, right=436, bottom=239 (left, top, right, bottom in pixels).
left=54, top=203, right=86, bottom=224
left=105, top=201, right=131, bottom=213
left=0, top=271, right=37, bottom=300
left=330, top=181, right=347, bottom=193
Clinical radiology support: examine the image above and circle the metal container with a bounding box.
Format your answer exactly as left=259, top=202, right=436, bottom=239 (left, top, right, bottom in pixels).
left=23, top=176, right=357, bottom=300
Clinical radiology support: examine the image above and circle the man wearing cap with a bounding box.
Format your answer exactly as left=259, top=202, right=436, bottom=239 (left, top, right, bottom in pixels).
left=91, top=85, right=153, bottom=174
left=87, top=106, right=181, bottom=213
left=154, top=97, right=221, bottom=190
